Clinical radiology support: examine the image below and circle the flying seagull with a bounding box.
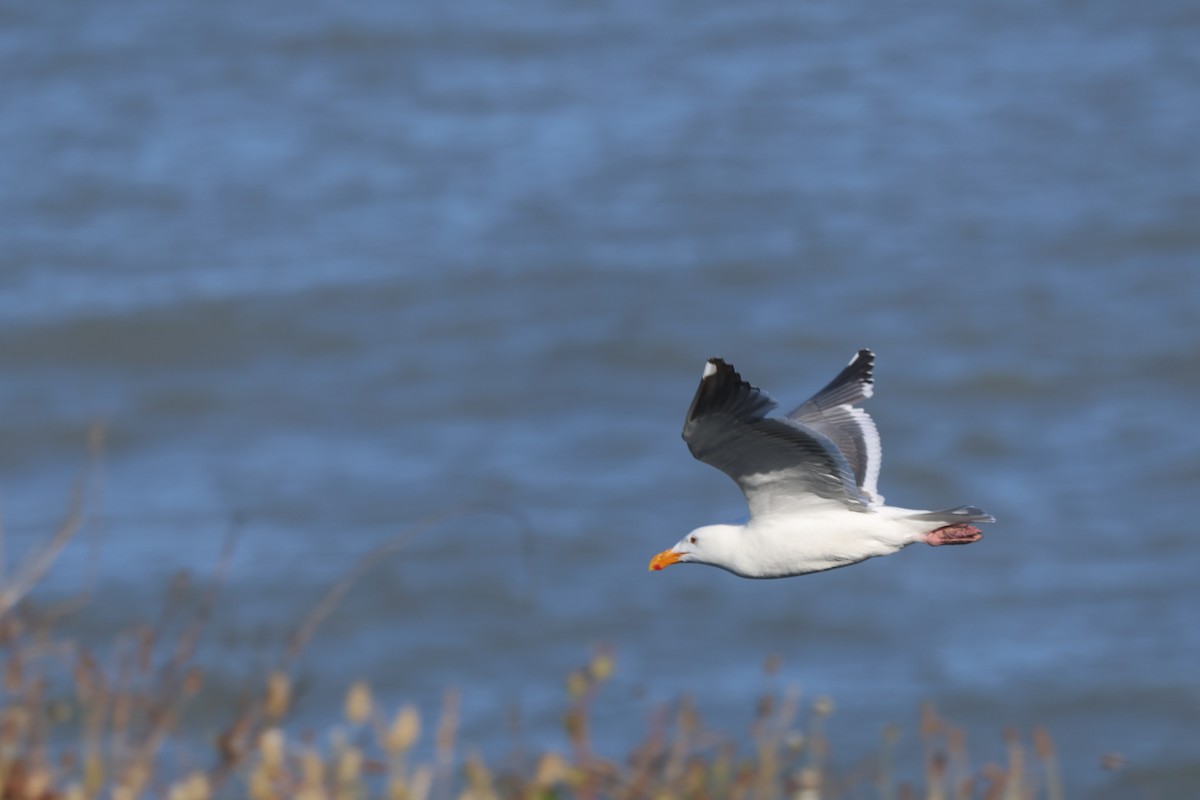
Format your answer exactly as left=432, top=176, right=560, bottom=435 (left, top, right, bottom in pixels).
left=649, top=350, right=993, bottom=578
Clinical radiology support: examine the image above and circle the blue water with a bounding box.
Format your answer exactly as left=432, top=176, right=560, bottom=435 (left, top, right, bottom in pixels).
left=2, top=1, right=1198, bottom=795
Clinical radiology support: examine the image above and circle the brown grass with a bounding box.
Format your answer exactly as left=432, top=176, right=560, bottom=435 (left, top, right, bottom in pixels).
left=0, top=431, right=1067, bottom=799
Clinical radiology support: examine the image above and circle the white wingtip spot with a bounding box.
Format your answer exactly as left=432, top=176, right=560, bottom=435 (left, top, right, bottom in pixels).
left=703, top=361, right=718, bottom=378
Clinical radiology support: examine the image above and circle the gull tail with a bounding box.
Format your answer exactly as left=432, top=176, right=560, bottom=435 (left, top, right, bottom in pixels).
left=909, top=505, right=995, bottom=524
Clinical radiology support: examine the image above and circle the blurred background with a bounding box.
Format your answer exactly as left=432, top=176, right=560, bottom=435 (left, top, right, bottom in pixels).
left=2, top=0, right=1198, bottom=795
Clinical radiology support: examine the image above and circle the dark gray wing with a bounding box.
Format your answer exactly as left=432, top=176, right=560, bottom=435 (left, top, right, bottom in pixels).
left=682, top=358, right=870, bottom=519
left=786, top=349, right=884, bottom=505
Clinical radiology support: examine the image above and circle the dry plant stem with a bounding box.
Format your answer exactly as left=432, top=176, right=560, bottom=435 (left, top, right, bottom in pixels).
left=0, top=481, right=83, bottom=619
left=211, top=506, right=528, bottom=791
left=162, top=521, right=240, bottom=688
left=1034, top=727, right=1064, bottom=800
left=1003, top=727, right=1025, bottom=800
left=878, top=724, right=900, bottom=800
left=0, top=423, right=105, bottom=621
left=208, top=511, right=492, bottom=786
left=285, top=506, right=524, bottom=662
left=947, top=726, right=970, bottom=800
left=666, top=696, right=697, bottom=785
left=618, top=705, right=665, bottom=800
left=434, top=689, right=459, bottom=800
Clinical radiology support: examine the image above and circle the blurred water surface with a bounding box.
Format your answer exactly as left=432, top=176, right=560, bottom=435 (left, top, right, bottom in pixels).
left=2, top=0, right=1199, bottom=794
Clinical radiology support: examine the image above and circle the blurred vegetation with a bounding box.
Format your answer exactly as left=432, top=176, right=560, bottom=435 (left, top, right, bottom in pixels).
left=0, top=431, right=1067, bottom=799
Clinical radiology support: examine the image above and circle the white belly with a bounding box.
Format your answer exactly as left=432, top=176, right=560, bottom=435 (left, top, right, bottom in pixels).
left=731, top=506, right=924, bottom=579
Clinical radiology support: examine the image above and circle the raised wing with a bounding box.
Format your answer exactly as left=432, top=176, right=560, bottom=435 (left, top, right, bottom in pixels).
left=787, top=349, right=884, bottom=505
left=682, top=358, right=869, bottom=519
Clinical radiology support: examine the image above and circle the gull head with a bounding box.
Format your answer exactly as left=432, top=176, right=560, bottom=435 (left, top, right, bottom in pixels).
left=648, top=524, right=742, bottom=573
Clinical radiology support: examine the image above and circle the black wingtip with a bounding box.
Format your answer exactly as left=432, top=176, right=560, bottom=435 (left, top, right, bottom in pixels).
left=703, top=357, right=732, bottom=376
left=795, top=349, right=876, bottom=412
left=685, top=357, right=774, bottom=429
left=831, top=349, right=876, bottom=389
left=854, top=349, right=875, bottom=386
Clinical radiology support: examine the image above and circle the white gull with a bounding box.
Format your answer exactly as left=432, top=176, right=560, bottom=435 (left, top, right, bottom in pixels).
left=649, top=350, right=993, bottom=578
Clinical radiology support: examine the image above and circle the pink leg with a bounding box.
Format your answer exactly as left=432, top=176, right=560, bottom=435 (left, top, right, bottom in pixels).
left=923, top=523, right=983, bottom=546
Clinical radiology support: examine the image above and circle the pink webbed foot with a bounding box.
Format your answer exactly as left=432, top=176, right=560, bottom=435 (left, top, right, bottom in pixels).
left=923, top=523, right=983, bottom=546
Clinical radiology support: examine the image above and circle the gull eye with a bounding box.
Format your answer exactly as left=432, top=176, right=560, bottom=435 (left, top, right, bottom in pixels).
left=689, top=536, right=698, bottom=545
